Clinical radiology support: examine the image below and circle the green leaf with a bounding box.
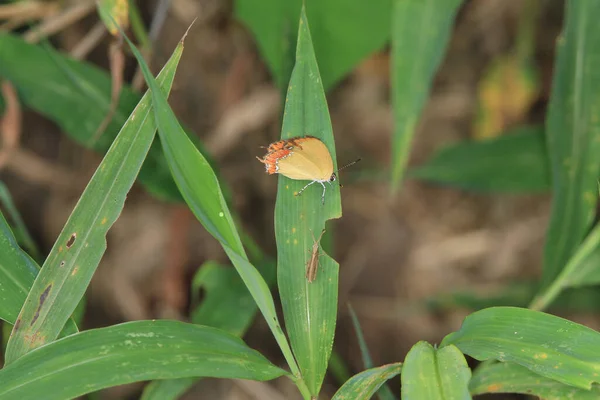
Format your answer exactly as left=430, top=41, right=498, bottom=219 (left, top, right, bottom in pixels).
left=3, top=37, right=183, bottom=364
left=0, top=210, right=80, bottom=338
left=469, top=361, right=600, bottom=399
left=410, top=126, right=550, bottom=192
left=190, top=261, right=274, bottom=336
left=141, top=378, right=197, bottom=400
left=541, top=0, right=600, bottom=288
left=331, top=363, right=402, bottom=400
left=401, top=342, right=471, bottom=400
left=0, top=33, right=181, bottom=201
left=442, top=307, right=600, bottom=390
left=96, top=0, right=129, bottom=35
left=122, top=25, right=304, bottom=392
left=274, top=6, right=340, bottom=396
left=235, top=0, right=392, bottom=90
left=348, top=305, right=395, bottom=400
left=0, top=211, right=38, bottom=325
left=141, top=259, right=276, bottom=399
left=426, top=281, right=600, bottom=314
left=531, top=222, right=600, bottom=311
left=390, top=0, right=462, bottom=191
left=0, top=320, right=288, bottom=400
left=0, top=181, right=41, bottom=261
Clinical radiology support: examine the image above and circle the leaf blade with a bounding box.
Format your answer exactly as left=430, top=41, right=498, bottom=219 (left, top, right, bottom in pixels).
left=401, top=342, right=471, bottom=400
left=541, top=0, right=600, bottom=288
left=122, top=25, right=301, bottom=383
left=442, top=307, right=600, bottom=390
left=410, top=126, right=550, bottom=192
left=390, top=0, right=462, bottom=191
left=0, top=33, right=181, bottom=201
left=0, top=320, right=287, bottom=400
left=235, top=0, right=392, bottom=90
left=331, top=363, right=402, bottom=400
left=274, top=6, right=340, bottom=395
left=4, top=37, right=183, bottom=364
left=469, top=361, right=600, bottom=400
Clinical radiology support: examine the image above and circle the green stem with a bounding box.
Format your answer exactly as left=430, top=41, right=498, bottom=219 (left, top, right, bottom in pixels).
left=529, top=278, right=564, bottom=312
left=291, top=375, right=312, bottom=400
left=530, top=222, right=600, bottom=311
left=127, top=0, right=150, bottom=51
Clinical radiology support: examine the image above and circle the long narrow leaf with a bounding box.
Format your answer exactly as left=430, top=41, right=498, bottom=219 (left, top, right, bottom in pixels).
left=531, top=222, right=600, bottom=310
left=141, top=258, right=276, bottom=399
left=442, top=307, right=600, bottom=390
left=540, top=0, right=600, bottom=288
left=275, top=6, right=340, bottom=396
left=469, top=361, right=600, bottom=399
left=121, top=25, right=303, bottom=386
left=348, top=305, right=395, bottom=400
left=0, top=181, right=41, bottom=260
left=331, top=363, right=402, bottom=400
left=410, top=126, right=549, bottom=192
left=0, top=34, right=181, bottom=201
left=0, top=211, right=38, bottom=325
left=0, top=320, right=288, bottom=400
left=235, top=0, right=392, bottom=90
left=4, top=37, right=183, bottom=364
left=0, top=210, right=78, bottom=337
left=141, top=378, right=197, bottom=400
left=390, top=0, right=462, bottom=191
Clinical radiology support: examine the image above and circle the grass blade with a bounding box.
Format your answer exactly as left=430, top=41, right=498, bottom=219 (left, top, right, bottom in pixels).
left=469, top=361, right=600, bottom=399
left=442, top=307, right=600, bottom=390
left=0, top=320, right=288, bottom=400
left=390, top=0, right=462, bottom=192
left=410, top=126, right=550, bottom=192
left=141, top=378, right=197, bottom=400
left=274, top=6, right=340, bottom=396
left=531, top=222, right=600, bottom=310
left=0, top=210, right=39, bottom=325
left=540, top=0, right=600, bottom=288
left=348, top=305, right=396, bottom=400
left=121, top=24, right=305, bottom=392
left=331, top=363, right=402, bottom=400
left=0, top=181, right=41, bottom=260
left=235, top=0, right=392, bottom=90
left=0, top=210, right=78, bottom=337
left=3, top=37, right=183, bottom=364
left=0, top=33, right=181, bottom=201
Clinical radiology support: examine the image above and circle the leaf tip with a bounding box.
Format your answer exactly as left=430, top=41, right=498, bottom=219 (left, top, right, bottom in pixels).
left=181, top=18, right=197, bottom=45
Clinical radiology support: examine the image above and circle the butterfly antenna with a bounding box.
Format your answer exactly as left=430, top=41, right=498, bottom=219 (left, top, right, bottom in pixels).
left=336, top=158, right=361, bottom=173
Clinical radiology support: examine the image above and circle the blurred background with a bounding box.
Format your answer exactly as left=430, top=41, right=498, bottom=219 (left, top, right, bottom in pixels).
left=0, top=0, right=579, bottom=398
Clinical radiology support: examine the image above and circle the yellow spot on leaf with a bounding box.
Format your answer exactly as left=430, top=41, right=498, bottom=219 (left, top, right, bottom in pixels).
left=487, top=383, right=503, bottom=392
left=101, top=217, right=108, bottom=225
left=293, top=239, right=298, bottom=245
left=292, top=227, right=296, bottom=233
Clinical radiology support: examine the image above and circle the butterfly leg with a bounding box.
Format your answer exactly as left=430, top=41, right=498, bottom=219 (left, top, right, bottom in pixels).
left=296, top=180, right=317, bottom=197
left=320, top=182, right=327, bottom=204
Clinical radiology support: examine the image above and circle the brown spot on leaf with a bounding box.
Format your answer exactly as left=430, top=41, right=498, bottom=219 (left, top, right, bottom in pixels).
left=31, top=284, right=52, bottom=326
left=66, top=233, right=76, bottom=248
left=60, top=260, right=65, bottom=267
left=14, top=318, right=21, bottom=331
